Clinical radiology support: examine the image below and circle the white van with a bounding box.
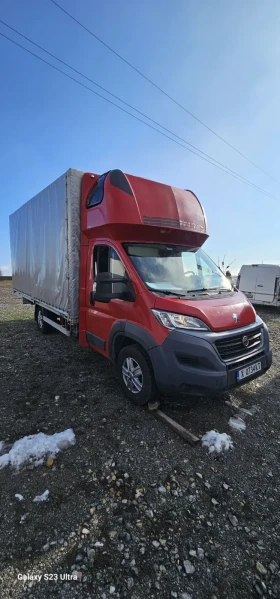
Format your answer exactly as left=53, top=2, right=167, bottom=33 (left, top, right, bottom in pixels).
left=237, top=264, right=280, bottom=306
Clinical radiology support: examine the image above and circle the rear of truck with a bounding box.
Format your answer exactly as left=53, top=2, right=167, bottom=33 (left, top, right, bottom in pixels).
left=9, top=169, right=83, bottom=335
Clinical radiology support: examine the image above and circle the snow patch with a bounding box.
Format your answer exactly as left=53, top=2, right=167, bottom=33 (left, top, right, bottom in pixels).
left=201, top=430, right=233, bottom=453
left=34, top=458, right=45, bottom=467
left=15, top=494, right=24, bottom=501
left=0, top=453, right=10, bottom=468
left=229, top=416, right=246, bottom=432
left=20, top=514, right=28, bottom=523
left=33, top=490, right=49, bottom=503
left=0, top=429, right=75, bottom=470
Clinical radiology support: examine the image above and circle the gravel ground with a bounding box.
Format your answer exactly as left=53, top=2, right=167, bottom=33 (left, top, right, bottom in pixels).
left=0, top=280, right=279, bottom=599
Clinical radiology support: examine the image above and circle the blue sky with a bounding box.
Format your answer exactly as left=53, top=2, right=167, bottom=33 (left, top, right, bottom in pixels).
left=1, top=0, right=280, bottom=275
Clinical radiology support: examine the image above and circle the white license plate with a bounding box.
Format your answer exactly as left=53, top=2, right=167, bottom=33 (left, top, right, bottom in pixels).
left=237, top=361, right=261, bottom=381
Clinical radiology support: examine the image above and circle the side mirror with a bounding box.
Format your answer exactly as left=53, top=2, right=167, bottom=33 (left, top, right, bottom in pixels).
left=93, top=272, right=135, bottom=303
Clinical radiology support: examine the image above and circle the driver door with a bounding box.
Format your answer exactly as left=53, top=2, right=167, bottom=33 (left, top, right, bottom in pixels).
left=86, top=244, right=134, bottom=356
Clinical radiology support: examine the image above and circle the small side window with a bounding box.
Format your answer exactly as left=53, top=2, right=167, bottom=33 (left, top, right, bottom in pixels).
left=94, top=246, right=109, bottom=276
left=86, top=172, right=109, bottom=208
left=93, top=245, right=134, bottom=302
left=109, top=248, right=126, bottom=278
left=94, top=246, right=126, bottom=278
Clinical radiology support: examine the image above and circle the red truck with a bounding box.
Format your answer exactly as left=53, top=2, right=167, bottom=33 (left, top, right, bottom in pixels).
left=9, top=168, right=272, bottom=404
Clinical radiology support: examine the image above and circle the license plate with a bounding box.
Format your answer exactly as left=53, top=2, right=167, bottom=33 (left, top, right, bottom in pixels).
left=237, top=361, right=261, bottom=381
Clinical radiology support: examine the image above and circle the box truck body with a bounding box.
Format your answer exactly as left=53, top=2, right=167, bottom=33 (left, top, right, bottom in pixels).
left=9, top=169, right=272, bottom=403
left=9, top=169, right=83, bottom=323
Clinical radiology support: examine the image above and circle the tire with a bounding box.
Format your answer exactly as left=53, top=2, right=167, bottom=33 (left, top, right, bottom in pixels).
left=116, top=344, right=159, bottom=406
left=36, top=306, right=51, bottom=334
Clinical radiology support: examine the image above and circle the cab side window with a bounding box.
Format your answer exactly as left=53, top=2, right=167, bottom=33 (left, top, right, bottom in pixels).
left=94, top=246, right=126, bottom=278
left=93, top=246, right=135, bottom=302
left=86, top=172, right=108, bottom=208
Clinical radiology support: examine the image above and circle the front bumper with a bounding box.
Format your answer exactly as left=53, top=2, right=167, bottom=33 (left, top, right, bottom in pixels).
left=148, top=322, right=272, bottom=398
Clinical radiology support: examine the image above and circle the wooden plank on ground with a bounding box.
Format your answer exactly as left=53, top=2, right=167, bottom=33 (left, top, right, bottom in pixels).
left=152, top=409, right=200, bottom=445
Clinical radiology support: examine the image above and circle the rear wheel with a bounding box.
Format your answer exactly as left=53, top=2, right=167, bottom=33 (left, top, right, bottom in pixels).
left=36, top=306, right=51, bottom=334
left=116, top=344, right=159, bottom=406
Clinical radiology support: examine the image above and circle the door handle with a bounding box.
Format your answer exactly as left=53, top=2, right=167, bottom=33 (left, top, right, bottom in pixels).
left=257, top=285, right=263, bottom=287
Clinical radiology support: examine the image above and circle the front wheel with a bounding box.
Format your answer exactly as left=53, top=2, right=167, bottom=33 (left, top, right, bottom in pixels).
left=116, top=344, right=159, bottom=406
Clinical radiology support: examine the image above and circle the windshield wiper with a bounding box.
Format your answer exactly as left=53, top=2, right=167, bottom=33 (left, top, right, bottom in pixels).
left=149, top=287, right=232, bottom=297
left=187, top=287, right=231, bottom=294
left=208, top=287, right=232, bottom=293
left=149, top=288, right=187, bottom=297
left=186, top=288, right=209, bottom=294
left=151, top=288, right=211, bottom=297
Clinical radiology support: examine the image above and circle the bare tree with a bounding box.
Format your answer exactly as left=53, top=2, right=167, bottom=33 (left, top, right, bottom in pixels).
left=218, top=255, right=236, bottom=274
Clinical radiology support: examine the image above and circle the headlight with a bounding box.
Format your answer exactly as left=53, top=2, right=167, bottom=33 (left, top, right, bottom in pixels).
left=152, top=309, right=209, bottom=331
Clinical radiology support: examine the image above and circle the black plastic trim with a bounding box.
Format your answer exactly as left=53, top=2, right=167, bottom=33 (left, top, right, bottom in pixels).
left=108, top=321, right=157, bottom=362
left=86, top=331, right=106, bottom=351
left=108, top=322, right=125, bottom=361
left=108, top=319, right=272, bottom=398
left=147, top=328, right=272, bottom=398
left=109, top=169, right=133, bottom=196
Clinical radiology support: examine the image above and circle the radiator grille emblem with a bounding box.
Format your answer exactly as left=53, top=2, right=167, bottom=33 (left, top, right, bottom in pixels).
left=232, top=313, right=239, bottom=323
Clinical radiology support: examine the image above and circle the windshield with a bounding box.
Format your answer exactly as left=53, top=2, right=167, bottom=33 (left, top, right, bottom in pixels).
left=124, top=244, right=232, bottom=294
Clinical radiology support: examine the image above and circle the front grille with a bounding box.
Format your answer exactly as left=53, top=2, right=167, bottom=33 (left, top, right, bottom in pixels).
left=215, top=327, right=262, bottom=362
left=227, top=351, right=265, bottom=371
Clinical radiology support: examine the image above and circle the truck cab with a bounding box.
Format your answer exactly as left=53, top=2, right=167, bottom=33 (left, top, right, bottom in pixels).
left=79, top=169, right=272, bottom=404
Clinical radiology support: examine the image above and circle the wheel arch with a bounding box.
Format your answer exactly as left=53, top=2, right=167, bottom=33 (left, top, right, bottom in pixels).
left=109, top=321, right=158, bottom=363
